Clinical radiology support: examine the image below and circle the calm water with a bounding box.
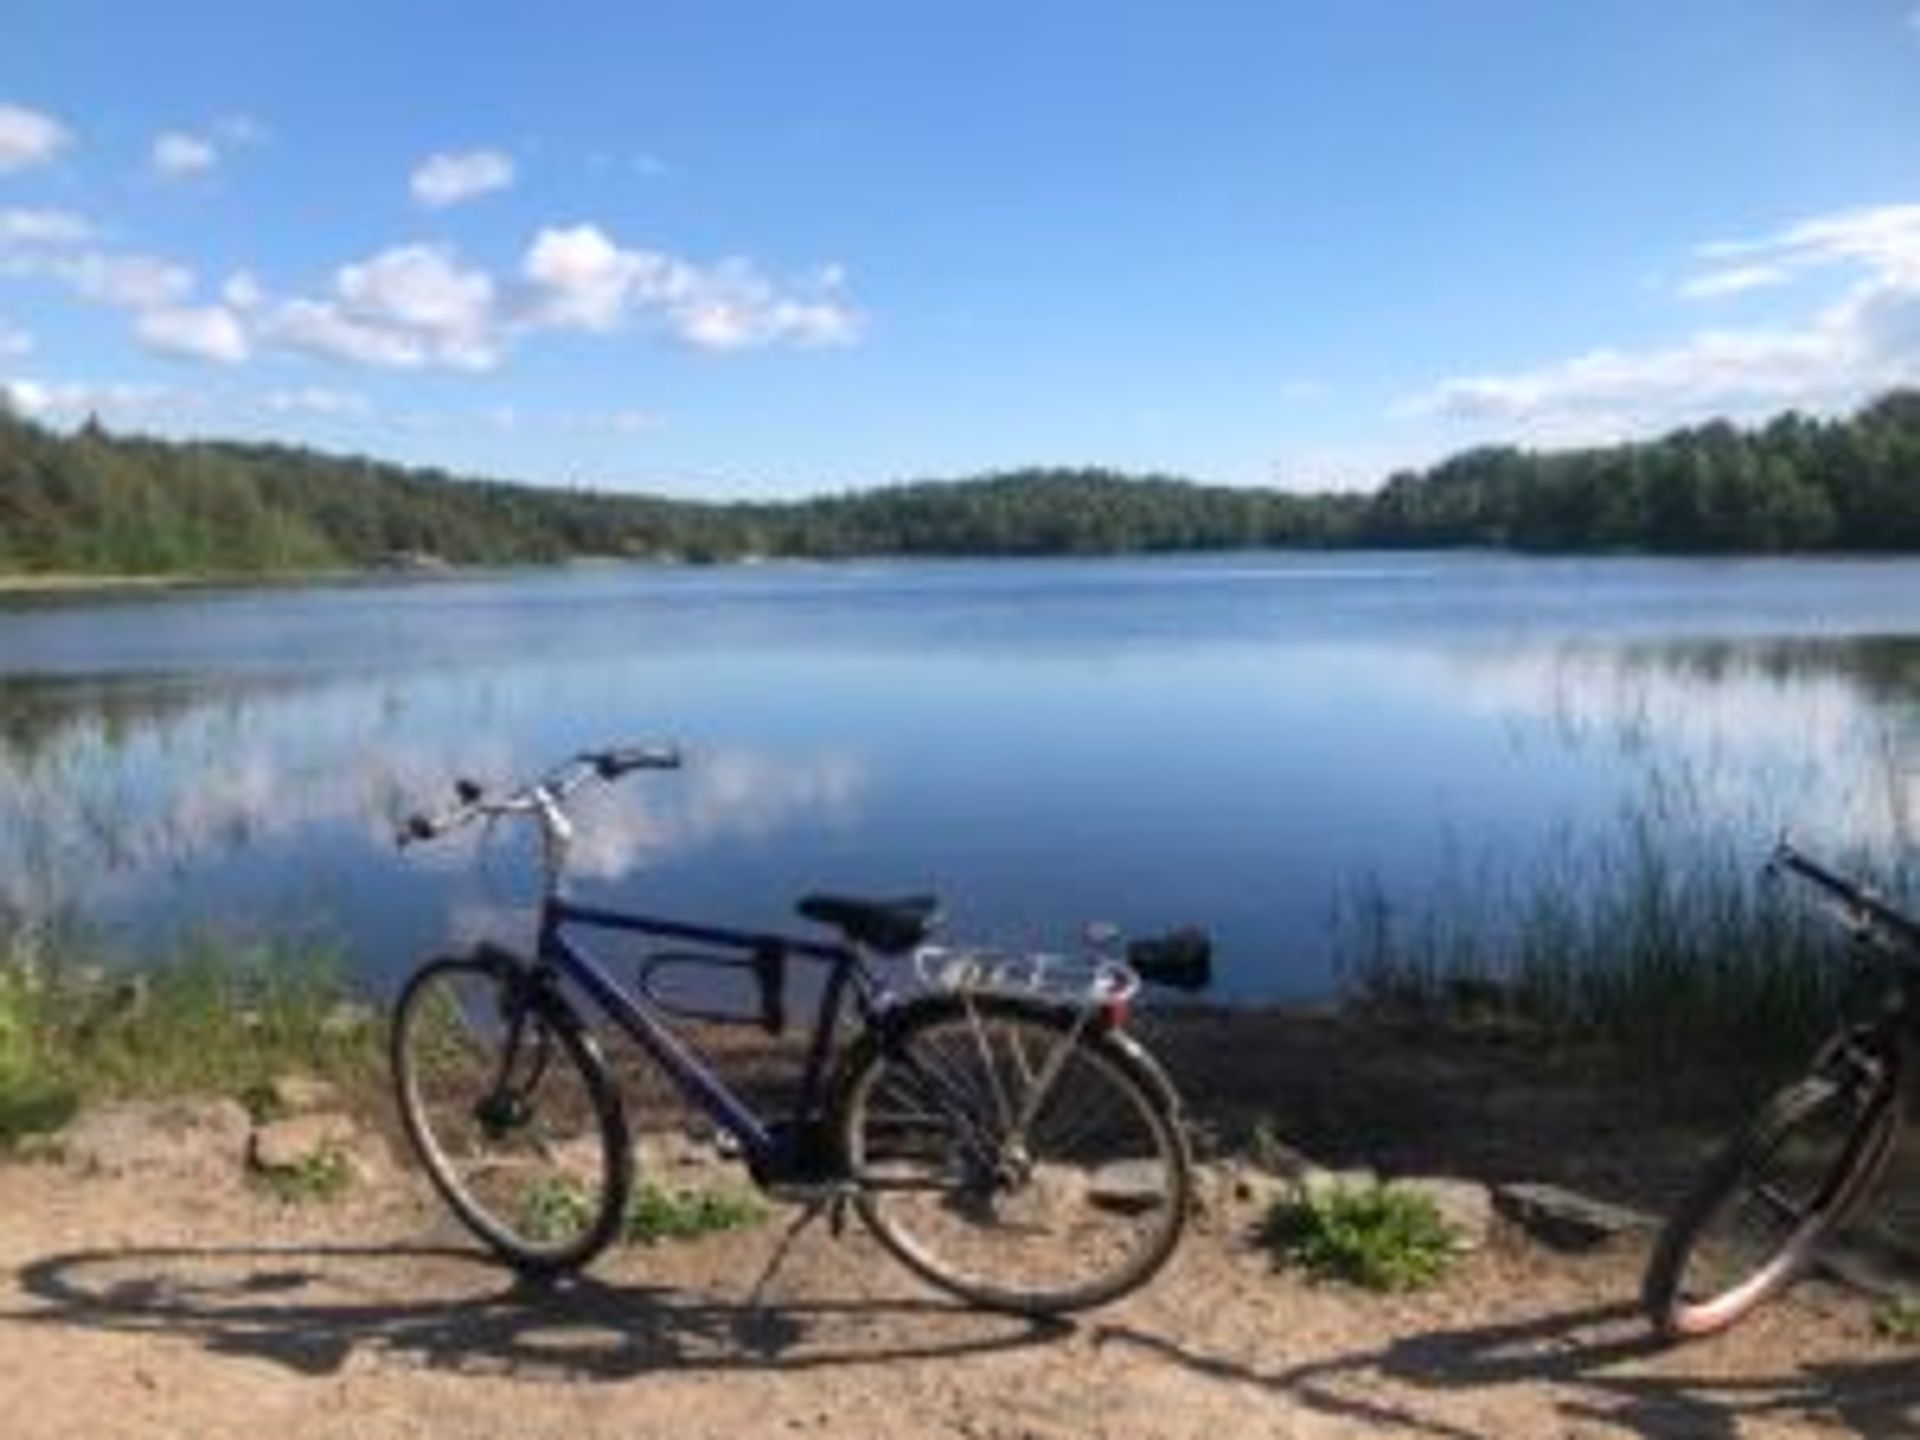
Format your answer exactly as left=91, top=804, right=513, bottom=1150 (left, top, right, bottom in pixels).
left=3, top=553, right=1919, bottom=999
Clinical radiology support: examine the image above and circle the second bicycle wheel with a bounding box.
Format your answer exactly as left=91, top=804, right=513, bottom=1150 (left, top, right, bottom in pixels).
left=1642, top=1057, right=1899, bottom=1340
left=392, top=954, right=631, bottom=1274
left=835, top=992, right=1189, bottom=1315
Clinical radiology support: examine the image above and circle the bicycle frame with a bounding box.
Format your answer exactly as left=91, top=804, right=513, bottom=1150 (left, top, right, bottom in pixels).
left=529, top=891, right=891, bottom=1181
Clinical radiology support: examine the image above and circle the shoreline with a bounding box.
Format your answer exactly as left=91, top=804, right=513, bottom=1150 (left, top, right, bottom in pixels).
left=9, top=546, right=1920, bottom=600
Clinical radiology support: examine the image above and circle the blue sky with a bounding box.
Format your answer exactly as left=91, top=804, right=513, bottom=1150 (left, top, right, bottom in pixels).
left=3, top=2, right=1920, bottom=496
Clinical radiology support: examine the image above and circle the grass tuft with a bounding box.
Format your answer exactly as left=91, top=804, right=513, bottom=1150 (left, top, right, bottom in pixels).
left=1874, top=1297, right=1920, bottom=1343
left=1261, top=1183, right=1460, bottom=1292
left=1336, top=804, right=1891, bottom=1089
left=519, top=1175, right=598, bottom=1245
left=0, top=930, right=377, bottom=1150
left=254, top=1143, right=353, bottom=1204
left=624, top=1183, right=766, bottom=1245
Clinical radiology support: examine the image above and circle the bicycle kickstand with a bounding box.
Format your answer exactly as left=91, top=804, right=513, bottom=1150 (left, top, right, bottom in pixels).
left=742, top=1191, right=852, bottom=1312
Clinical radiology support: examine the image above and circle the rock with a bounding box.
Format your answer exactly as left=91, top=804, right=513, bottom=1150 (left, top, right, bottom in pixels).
left=1188, top=1158, right=1297, bottom=1230
left=1299, top=1166, right=1380, bottom=1202
left=265, top=1073, right=340, bottom=1116
left=61, top=1098, right=252, bottom=1177
left=250, top=1112, right=357, bottom=1173
left=1386, top=1176, right=1496, bottom=1251
left=1087, top=1160, right=1169, bottom=1215
left=1495, top=1181, right=1656, bottom=1251
left=1233, top=1167, right=1297, bottom=1214
left=1246, top=1135, right=1315, bottom=1183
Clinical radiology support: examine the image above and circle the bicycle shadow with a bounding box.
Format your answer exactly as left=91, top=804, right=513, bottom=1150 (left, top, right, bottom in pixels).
left=9, top=1242, right=1072, bottom=1382
left=1096, top=1300, right=1920, bottom=1438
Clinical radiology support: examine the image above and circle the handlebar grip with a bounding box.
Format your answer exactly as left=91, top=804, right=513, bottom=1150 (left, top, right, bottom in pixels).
left=397, top=813, right=438, bottom=847
left=589, top=744, right=683, bottom=778
left=1126, top=927, right=1213, bottom=992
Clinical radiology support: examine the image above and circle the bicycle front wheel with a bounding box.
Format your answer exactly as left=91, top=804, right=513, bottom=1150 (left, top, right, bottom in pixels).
left=835, top=993, right=1190, bottom=1315
left=1642, top=1056, right=1899, bottom=1341
left=392, top=954, right=631, bottom=1274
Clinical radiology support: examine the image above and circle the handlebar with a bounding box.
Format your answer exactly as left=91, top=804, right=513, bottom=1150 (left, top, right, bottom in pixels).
left=396, top=743, right=681, bottom=849
left=1769, top=837, right=1920, bottom=953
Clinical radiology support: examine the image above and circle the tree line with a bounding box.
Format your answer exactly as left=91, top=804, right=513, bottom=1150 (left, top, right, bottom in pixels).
left=3, top=390, right=1919, bottom=576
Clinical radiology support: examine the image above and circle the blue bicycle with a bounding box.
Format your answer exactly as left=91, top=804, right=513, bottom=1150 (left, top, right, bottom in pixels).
left=390, top=745, right=1210, bottom=1315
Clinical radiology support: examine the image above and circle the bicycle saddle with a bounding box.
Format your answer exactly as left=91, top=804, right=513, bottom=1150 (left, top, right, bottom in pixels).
left=796, top=893, right=941, bottom=954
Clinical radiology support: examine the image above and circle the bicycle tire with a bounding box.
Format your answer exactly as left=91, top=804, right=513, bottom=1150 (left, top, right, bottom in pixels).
left=1642, top=1054, right=1900, bottom=1341
left=833, top=992, right=1190, bottom=1315
left=392, top=953, right=632, bottom=1274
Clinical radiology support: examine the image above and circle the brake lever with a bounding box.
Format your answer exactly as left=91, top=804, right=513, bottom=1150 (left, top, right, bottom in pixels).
left=396, top=813, right=436, bottom=849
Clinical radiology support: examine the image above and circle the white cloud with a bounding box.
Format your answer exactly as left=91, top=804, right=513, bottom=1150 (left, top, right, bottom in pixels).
left=1692, top=203, right=1920, bottom=278
left=135, top=305, right=249, bottom=364
left=603, top=407, right=663, bottom=435
left=517, top=223, right=862, bottom=351
left=0, top=208, right=95, bottom=246
left=520, top=224, right=656, bottom=330
left=262, top=385, right=368, bottom=416
left=410, top=149, right=515, bottom=208
left=1409, top=202, right=1920, bottom=441
left=151, top=131, right=218, bottom=179
left=0, top=320, right=30, bottom=357
left=339, top=245, right=493, bottom=339
left=262, top=298, right=439, bottom=369
left=222, top=270, right=264, bottom=310
left=260, top=243, right=500, bottom=370
left=213, top=114, right=267, bottom=147
left=1678, top=263, right=1791, bottom=301
left=0, top=104, right=70, bottom=173
left=1, top=377, right=177, bottom=420
left=156, top=226, right=858, bottom=377
left=65, top=252, right=196, bottom=310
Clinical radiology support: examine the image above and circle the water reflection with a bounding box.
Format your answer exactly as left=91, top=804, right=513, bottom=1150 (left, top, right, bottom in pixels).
left=1, top=558, right=1918, bottom=997
left=1434, top=637, right=1920, bottom=851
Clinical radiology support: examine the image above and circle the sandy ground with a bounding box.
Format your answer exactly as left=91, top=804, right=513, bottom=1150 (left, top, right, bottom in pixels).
left=0, top=1147, right=1914, bottom=1440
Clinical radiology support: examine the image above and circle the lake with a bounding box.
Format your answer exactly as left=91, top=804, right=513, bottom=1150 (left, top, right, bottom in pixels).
left=2, top=553, right=1918, bottom=1000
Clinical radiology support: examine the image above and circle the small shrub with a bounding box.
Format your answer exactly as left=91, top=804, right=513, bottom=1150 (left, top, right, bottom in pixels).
left=0, top=965, right=76, bottom=1145
left=519, top=1175, right=597, bottom=1244
left=624, top=1184, right=765, bottom=1245
left=1874, top=1298, right=1920, bottom=1343
left=255, top=1144, right=352, bottom=1204
left=1261, top=1183, right=1459, bottom=1292
left=0, top=1072, right=79, bottom=1146
left=0, top=937, right=379, bottom=1155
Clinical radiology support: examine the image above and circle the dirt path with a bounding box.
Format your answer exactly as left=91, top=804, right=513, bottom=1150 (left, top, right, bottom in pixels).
left=0, top=1153, right=1913, bottom=1439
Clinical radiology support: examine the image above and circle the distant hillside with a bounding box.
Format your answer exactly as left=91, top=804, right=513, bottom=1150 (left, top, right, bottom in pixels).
left=3, top=390, right=1920, bottom=576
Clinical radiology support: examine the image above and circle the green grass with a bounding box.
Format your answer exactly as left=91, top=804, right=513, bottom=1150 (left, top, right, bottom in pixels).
left=1336, top=803, right=1886, bottom=1086
left=0, top=930, right=377, bottom=1150
left=519, top=1175, right=598, bottom=1245
left=624, top=1183, right=766, bottom=1244
left=1874, top=1297, right=1920, bottom=1343
left=253, top=1143, right=353, bottom=1204
left=1260, top=1183, right=1460, bottom=1292
left=514, top=1178, right=768, bottom=1247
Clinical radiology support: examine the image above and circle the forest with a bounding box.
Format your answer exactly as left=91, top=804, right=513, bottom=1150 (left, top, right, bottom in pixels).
left=2, top=390, right=1919, bottom=575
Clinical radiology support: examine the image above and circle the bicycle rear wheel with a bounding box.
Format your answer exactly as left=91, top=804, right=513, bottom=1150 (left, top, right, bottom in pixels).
left=392, top=954, right=631, bottom=1274
left=1642, top=1051, right=1900, bottom=1341
left=835, top=993, right=1190, bottom=1315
